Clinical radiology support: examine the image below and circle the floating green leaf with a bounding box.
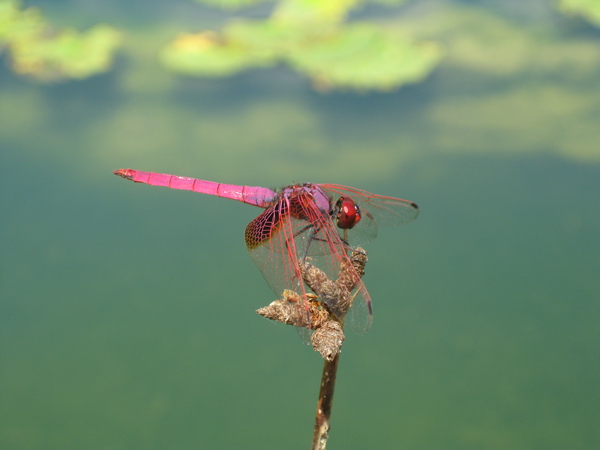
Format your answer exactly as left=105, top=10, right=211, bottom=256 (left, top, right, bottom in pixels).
left=558, top=0, right=600, bottom=27
left=272, top=0, right=359, bottom=27
left=0, top=0, right=44, bottom=45
left=192, top=0, right=407, bottom=11
left=161, top=0, right=441, bottom=92
left=159, top=30, right=275, bottom=76
left=0, top=0, right=121, bottom=82
left=288, top=23, right=441, bottom=91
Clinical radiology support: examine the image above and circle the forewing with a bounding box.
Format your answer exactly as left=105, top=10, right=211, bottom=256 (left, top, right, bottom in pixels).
left=292, top=191, right=373, bottom=333
left=245, top=200, right=311, bottom=327
left=245, top=190, right=373, bottom=334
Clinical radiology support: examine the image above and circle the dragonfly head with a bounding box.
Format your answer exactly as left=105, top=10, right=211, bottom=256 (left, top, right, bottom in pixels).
left=334, top=197, right=362, bottom=230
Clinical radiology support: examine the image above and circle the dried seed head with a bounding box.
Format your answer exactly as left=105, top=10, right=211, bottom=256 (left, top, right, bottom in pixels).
left=256, top=247, right=368, bottom=360
left=311, top=320, right=345, bottom=361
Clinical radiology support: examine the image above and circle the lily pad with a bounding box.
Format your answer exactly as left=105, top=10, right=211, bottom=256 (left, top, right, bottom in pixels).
left=287, top=23, right=442, bottom=91
left=558, top=0, right=600, bottom=27
left=159, top=30, right=275, bottom=76
left=10, top=25, right=121, bottom=82
left=0, top=0, right=121, bottom=82
left=0, top=0, right=44, bottom=45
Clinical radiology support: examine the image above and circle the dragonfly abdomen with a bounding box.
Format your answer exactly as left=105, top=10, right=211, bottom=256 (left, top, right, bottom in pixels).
left=113, top=169, right=277, bottom=207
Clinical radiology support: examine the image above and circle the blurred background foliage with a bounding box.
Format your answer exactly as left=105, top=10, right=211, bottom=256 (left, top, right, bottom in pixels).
left=0, top=0, right=120, bottom=82
left=0, top=0, right=442, bottom=91
left=0, top=0, right=600, bottom=169
left=160, top=0, right=442, bottom=91
left=559, top=0, right=600, bottom=26
left=2, top=0, right=598, bottom=168
left=2, top=0, right=599, bottom=91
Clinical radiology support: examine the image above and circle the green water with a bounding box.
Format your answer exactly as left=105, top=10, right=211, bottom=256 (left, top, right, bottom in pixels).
left=1, top=1, right=599, bottom=449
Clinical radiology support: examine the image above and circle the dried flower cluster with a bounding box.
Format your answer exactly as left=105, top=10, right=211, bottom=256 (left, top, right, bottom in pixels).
left=256, top=247, right=367, bottom=360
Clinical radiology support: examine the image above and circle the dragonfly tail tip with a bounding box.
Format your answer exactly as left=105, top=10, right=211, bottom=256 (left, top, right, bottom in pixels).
left=113, top=169, right=134, bottom=180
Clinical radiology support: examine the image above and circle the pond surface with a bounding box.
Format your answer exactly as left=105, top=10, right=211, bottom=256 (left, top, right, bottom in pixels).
left=1, top=1, right=599, bottom=448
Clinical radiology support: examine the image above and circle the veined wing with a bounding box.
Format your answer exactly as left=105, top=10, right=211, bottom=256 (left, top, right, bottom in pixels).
left=245, top=198, right=312, bottom=328
left=294, top=191, right=373, bottom=333
left=245, top=188, right=373, bottom=334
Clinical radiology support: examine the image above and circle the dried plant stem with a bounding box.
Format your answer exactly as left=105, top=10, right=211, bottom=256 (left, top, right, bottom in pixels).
left=257, top=247, right=368, bottom=448
left=312, top=352, right=340, bottom=450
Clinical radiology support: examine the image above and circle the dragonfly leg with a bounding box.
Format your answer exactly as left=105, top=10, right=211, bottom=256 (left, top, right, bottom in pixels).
left=289, top=222, right=318, bottom=261
left=292, top=222, right=353, bottom=261
left=288, top=222, right=329, bottom=260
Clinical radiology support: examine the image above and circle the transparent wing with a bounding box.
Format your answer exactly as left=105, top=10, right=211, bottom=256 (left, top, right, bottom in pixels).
left=291, top=189, right=373, bottom=334
left=245, top=200, right=311, bottom=328
left=245, top=188, right=373, bottom=334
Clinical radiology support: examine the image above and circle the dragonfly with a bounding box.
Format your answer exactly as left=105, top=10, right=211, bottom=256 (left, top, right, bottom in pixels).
left=114, top=168, right=418, bottom=334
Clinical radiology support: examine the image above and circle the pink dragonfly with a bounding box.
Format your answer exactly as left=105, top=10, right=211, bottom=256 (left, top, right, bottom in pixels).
left=114, top=169, right=418, bottom=334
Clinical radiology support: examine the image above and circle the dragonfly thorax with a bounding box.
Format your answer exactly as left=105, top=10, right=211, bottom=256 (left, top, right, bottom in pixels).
left=279, top=183, right=331, bottom=219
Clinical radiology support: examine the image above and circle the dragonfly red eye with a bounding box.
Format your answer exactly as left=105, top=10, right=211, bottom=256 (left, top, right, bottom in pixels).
left=335, top=197, right=361, bottom=229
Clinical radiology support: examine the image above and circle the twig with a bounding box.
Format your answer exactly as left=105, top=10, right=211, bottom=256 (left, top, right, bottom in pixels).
left=312, top=353, right=340, bottom=450
left=255, top=247, right=368, bottom=449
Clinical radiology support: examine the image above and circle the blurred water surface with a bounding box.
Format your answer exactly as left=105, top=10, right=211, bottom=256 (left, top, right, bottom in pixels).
left=1, top=1, right=599, bottom=449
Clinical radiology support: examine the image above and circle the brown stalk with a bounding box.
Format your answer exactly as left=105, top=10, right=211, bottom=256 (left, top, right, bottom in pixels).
left=311, top=352, right=340, bottom=450
left=256, top=247, right=368, bottom=449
